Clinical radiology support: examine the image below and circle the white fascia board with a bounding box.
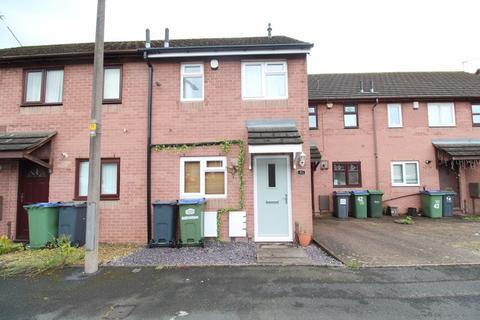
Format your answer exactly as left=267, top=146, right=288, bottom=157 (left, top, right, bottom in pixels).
left=248, top=144, right=303, bottom=154
left=147, top=49, right=310, bottom=59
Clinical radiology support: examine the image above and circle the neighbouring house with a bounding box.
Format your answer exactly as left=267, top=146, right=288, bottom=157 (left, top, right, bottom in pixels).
left=308, top=72, right=480, bottom=215
left=0, top=31, right=314, bottom=243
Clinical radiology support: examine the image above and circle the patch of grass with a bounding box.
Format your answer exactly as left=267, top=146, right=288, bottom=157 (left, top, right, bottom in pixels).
left=463, top=215, right=480, bottom=222
left=394, top=216, right=415, bottom=225
left=451, top=241, right=480, bottom=252
left=0, top=236, right=24, bottom=255
left=98, top=243, right=142, bottom=264
left=345, top=259, right=362, bottom=270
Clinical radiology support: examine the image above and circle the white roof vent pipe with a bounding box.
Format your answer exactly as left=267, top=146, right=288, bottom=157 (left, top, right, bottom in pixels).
left=164, top=28, right=170, bottom=48
left=145, top=28, right=151, bottom=48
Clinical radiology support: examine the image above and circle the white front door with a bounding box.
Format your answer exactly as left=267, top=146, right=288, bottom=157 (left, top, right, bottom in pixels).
left=254, top=156, right=292, bottom=242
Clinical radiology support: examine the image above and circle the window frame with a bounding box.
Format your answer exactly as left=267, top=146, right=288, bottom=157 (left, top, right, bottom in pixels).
left=102, top=65, right=123, bottom=104
left=390, top=161, right=420, bottom=187
left=241, top=61, right=288, bottom=100
left=387, top=103, right=403, bottom=128
left=180, top=156, right=227, bottom=199
left=472, top=103, right=480, bottom=127
left=343, top=104, right=359, bottom=129
left=74, top=158, right=121, bottom=201
left=22, top=67, right=64, bottom=106
left=427, top=102, right=456, bottom=127
left=308, top=106, right=318, bottom=130
left=180, top=63, right=204, bottom=102
left=332, top=161, right=362, bottom=188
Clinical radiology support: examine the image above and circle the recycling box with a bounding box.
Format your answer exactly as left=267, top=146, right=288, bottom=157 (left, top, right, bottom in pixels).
left=178, top=198, right=206, bottom=246
left=421, top=190, right=445, bottom=218
left=351, top=190, right=368, bottom=219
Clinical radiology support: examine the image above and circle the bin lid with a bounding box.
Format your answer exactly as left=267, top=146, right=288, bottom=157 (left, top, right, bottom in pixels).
left=441, top=190, right=457, bottom=196
left=178, top=198, right=206, bottom=205
left=367, top=190, right=384, bottom=195
left=333, top=191, right=351, bottom=196
left=421, top=190, right=446, bottom=195
left=58, top=201, right=87, bottom=207
left=351, top=190, right=369, bottom=195
left=153, top=200, right=178, bottom=205
left=23, top=201, right=63, bottom=209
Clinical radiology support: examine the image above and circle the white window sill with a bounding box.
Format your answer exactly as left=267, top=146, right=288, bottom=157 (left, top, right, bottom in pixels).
left=180, top=194, right=227, bottom=199
left=242, top=97, right=288, bottom=101
left=391, top=184, right=420, bottom=187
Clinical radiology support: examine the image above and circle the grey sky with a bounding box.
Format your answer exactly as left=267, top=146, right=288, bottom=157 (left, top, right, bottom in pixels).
left=1, top=0, right=479, bottom=73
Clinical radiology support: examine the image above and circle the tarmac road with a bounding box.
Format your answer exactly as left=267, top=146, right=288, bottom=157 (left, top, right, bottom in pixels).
left=1, top=265, right=480, bottom=319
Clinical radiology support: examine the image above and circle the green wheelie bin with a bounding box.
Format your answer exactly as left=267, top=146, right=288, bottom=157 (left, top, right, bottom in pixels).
left=421, top=190, right=444, bottom=218
left=367, top=190, right=384, bottom=218
left=351, top=190, right=368, bottom=218
left=178, top=198, right=206, bottom=247
left=24, top=202, right=62, bottom=249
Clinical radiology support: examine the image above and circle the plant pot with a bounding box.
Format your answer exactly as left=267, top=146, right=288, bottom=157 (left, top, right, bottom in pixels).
left=298, top=232, right=311, bottom=247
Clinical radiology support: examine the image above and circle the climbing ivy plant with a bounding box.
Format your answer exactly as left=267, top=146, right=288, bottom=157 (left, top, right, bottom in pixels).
left=153, top=139, right=246, bottom=241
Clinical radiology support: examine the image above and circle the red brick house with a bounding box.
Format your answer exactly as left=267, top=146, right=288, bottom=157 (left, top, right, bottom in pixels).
left=0, top=34, right=314, bottom=243
left=308, top=72, right=480, bottom=215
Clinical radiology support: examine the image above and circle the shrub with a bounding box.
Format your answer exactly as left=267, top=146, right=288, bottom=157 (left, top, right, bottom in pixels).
left=0, top=235, right=23, bottom=255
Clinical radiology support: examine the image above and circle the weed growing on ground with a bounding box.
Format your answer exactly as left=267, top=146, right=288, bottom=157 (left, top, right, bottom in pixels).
left=463, top=216, right=480, bottom=222
left=346, top=259, right=362, bottom=270
left=394, top=216, right=415, bottom=225
left=0, top=236, right=23, bottom=255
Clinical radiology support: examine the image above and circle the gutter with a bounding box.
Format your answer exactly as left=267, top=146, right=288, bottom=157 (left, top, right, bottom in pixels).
left=372, top=98, right=380, bottom=190
left=144, top=51, right=153, bottom=244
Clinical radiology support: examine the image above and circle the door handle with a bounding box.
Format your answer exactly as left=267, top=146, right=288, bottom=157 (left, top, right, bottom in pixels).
left=284, top=193, right=288, bottom=204
left=266, top=200, right=279, bottom=204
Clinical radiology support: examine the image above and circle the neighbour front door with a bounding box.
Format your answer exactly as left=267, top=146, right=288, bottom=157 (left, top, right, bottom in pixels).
left=16, top=161, right=50, bottom=240
left=255, top=156, right=292, bottom=241
left=439, top=163, right=460, bottom=208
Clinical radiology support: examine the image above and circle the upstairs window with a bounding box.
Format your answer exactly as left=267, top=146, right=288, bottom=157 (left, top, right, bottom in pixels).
left=472, top=104, right=480, bottom=126
left=23, top=68, right=64, bottom=105
left=343, top=105, right=358, bottom=128
left=308, top=106, right=318, bottom=129
left=181, top=157, right=227, bottom=198
left=391, top=161, right=419, bottom=186
left=242, top=61, right=287, bottom=99
left=181, top=63, right=204, bottom=101
left=387, top=103, right=403, bottom=127
left=333, top=162, right=361, bottom=187
left=428, top=102, right=455, bottom=127
left=103, top=66, right=122, bottom=103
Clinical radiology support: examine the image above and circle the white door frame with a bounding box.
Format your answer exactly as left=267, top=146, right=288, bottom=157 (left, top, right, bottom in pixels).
left=254, top=155, right=293, bottom=242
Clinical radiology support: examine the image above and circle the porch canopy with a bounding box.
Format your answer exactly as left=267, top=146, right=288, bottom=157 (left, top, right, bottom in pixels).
left=246, top=120, right=303, bottom=169
left=0, top=131, right=56, bottom=169
left=433, top=139, right=480, bottom=167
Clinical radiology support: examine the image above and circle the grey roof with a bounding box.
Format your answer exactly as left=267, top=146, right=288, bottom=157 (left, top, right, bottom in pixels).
left=0, top=131, right=56, bottom=152
left=432, top=139, right=480, bottom=159
left=308, top=72, right=480, bottom=101
left=246, top=120, right=303, bottom=145
left=0, top=36, right=312, bottom=62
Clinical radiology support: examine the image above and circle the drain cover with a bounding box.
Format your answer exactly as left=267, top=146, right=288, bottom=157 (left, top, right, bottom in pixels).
left=104, top=305, right=136, bottom=319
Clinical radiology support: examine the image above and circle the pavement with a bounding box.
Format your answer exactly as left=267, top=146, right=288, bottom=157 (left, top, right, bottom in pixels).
left=256, top=244, right=312, bottom=265
left=1, top=265, right=480, bottom=319
left=313, top=216, right=480, bottom=267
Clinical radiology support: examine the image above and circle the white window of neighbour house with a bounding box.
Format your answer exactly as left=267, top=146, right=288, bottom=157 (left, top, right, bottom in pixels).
left=180, top=157, right=227, bottom=198
left=387, top=103, right=403, bottom=127
left=428, top=102, right=456, bottom=127
left=181, top=63, right=204, bottom=101
left=242, top=61, right=288, bottom=99
left=391, top=161, right=420, bottom=186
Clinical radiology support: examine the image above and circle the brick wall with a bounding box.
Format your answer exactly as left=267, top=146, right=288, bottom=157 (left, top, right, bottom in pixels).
left=310, top=101, right=480, bottom=214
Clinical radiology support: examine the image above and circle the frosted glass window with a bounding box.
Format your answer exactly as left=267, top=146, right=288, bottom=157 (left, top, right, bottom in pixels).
left=101, top=163, right=118, bottom=195
left=103, top=67, right=121, bottom=100
left=387, top=103, right=403, bottom=127
left=243, top=64, right=263, bottom=97
left=181, top=64, right=203, bottom=100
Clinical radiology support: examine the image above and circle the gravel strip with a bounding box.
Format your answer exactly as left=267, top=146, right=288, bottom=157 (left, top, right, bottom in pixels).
left=303, top=244, right=343, bottom=266
left=109, top=241, right=257, bottom=266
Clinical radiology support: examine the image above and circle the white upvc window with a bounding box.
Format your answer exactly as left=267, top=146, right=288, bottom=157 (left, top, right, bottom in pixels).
left=180, top=157, right=227, bottom=198
left=242, top=61, right=288, bottom=100
left=428, top=102, right=456, bottom=127
left=391, top=161, right=420, bottom=186
left=181, top=63, right=204, bottom=101
left=387, top=103, right=403, bottom=127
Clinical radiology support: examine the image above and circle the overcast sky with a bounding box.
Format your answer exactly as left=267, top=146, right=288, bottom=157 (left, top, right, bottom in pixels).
left=1, top=0, right=479, bottom=73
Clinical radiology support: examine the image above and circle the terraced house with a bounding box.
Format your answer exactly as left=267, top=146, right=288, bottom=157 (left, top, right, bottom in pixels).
left=1, top=30, right=480, bottom=245
left=0, top=32, right=314, bottom=243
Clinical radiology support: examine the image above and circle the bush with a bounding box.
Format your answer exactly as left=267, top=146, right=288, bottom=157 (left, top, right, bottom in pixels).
left=0, top=235, right=23, bottom=255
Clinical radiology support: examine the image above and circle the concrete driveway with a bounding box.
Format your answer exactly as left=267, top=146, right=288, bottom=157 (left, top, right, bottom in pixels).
left=313, top=216, right=480, bottom=267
